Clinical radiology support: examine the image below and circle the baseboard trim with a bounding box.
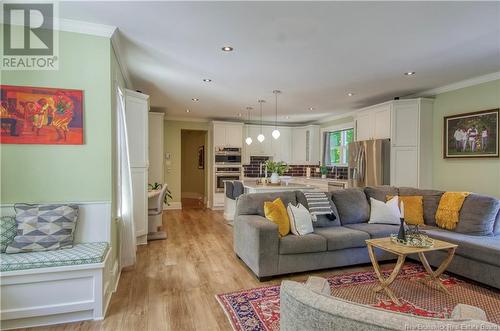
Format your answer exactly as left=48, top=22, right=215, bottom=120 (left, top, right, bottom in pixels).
left=181, top=192, right=204, bottom=200
left=164, top=202, right=182, bottom=210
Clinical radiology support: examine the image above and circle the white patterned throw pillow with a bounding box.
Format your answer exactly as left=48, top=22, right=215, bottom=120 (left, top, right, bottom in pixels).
left=6, top=204, right=79, bottom=254
left=368, top=196, right=401, bottom=225
left=287, top=203, right=314, bottom=236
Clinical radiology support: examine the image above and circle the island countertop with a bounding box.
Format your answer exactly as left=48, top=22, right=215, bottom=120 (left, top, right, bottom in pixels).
left=242, top=180, right=321, bottom=193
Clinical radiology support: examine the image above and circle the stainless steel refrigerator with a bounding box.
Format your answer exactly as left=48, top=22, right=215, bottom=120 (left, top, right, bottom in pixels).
left=348, top=139, right=390, bottom=187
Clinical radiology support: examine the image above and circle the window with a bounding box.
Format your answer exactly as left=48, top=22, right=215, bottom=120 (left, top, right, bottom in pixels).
left=323, top=128, right=354, bottom=165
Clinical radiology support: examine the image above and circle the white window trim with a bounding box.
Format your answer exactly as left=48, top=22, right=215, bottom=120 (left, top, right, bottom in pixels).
left=319, top=122, right=354, bottom=166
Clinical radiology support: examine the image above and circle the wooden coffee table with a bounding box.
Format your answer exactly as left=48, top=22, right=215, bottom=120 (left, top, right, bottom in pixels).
left=366, top=237, right=458, bottom=306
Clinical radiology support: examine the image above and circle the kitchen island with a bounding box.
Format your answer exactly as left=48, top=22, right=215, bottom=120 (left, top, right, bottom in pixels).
left=243, top=180, right=321, bottom=193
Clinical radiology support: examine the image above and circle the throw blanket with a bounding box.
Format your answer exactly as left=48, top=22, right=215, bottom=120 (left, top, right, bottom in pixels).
left=435, top=192, right=470, bottom=230
left=303, top=191, right=334, bottom=222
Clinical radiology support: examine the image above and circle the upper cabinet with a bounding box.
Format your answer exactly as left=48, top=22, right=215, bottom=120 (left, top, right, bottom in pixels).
left=212, top=122, right=243, bottom=148
left=355, top=103, right=391, bottom=141
left=124, top=89, right=149, bottom=168
left=291, top=125, right=320, bottom=165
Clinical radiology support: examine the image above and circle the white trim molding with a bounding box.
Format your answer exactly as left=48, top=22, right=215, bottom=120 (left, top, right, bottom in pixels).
left=111, top=30, right=134, bottom=89
left=59, top=18, right=116, bottom=38
left=164, top=202, right=182, bottom=210
left=409, top=71, right=500, bottom=97
left=315, top=110, right=358, bottom=125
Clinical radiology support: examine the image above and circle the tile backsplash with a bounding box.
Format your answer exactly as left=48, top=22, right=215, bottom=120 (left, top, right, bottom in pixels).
left=243, top=157, right=348, bottom=179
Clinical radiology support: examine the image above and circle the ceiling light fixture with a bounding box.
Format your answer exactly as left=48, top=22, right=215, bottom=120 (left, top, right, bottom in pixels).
left=257, top=100, right=266, bottom=143
left=221, top=46, right=233, bottom=52
left=308, top=107, right=314, bottom=111
left=272, top=90, right=281, bottom=139
left=245, top=106, right=253, bottom=145
left=202, top=79, right=212, bottom=82
left=347, top=92, right=354, bottom=97
left=191, top=98, right=199, bottom=102
left=238, top=113, right=242, bottom=117
left=186, top=109, right=190, bottom=113
left=404, top=71, right=416, bottom=76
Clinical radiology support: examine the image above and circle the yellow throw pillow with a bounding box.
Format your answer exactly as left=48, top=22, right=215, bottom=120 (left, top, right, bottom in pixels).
left=387, top=195, right=424, bottom=225
left=264, top=198, right=290, bottom=237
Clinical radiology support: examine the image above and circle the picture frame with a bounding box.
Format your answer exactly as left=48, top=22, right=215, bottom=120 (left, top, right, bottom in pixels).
left=443, top=108, right=499, bottom=159
left=198, top=145, right=205, bottom=169
left=0, top=85, right=84, bottom=145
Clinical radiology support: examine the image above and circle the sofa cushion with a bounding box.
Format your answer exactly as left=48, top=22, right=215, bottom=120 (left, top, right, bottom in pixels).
left=279, top=233, right=327, bottom=255
left=0, top=216, right=17, bottom=253
left=344, top=223, right=400, bottom=239
left=423, top=227, right=500, bottom=267
left=455, top=194, right=500, bottom=236
left=236, top=191, right=297, bottom=217
left=364, top=186, right=399, bottom=202
left=331, top=188, right=370, bottom=225
left=314, top=226, right=369, bottom=251
left=398, top=187, right=444, bottom=226
left=1, top=242, right=109, bottom=272
left=296, top=191, right=341, bottom=227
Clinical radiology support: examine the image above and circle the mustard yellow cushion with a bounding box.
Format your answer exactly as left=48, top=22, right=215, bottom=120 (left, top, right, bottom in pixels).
left=387, top=195, right=424, bottom=225
left=435, top=192, right=470, bottom=230
left=264, top=198, right=290, bottom=237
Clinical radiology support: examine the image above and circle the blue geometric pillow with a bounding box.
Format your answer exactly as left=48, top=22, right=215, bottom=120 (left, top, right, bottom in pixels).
left=6, top=204, right=79, bottom=254
left=0, top=216, right=18, bottom=253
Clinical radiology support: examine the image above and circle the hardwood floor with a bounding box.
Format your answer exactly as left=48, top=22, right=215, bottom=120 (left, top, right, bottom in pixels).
left=23, top=209, right=376, bottom=331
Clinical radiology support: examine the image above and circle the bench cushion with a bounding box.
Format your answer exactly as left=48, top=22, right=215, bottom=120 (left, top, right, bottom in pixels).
left=1, top=242, right=108, bottom=272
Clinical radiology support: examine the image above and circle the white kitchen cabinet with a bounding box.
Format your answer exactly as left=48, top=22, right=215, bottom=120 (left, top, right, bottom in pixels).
left=124, top=89, right=149, bottom=243
left=355, top=103, right=391, bottom=141
left=148, top=112, right=164, bottom=185
left=272, top=127, right=291, bottom=163
left=213, top=122, right=243, bottom=148
left=391, top=101, right=419, bottom=147
left=291, top=125, right=320, bottom=164
left=390, top=146, right=418, bottom=187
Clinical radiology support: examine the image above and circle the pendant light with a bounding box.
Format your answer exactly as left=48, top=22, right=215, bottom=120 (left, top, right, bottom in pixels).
left=245, top=106, right=253, bottom=145
left=272, top=90, right=281, bottom=139
left=257, top=99, right=266, bottom=143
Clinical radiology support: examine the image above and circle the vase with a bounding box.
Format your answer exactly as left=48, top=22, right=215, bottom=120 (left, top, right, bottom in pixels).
left=397, top=218, right=406, bottom=242
left=270, top=172, right=279, bottom=184
left=321, top=174, right=327, bottom=179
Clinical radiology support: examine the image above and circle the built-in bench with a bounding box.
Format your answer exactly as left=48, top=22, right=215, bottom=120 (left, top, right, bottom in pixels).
left=0, top=202, right=118, bottom=330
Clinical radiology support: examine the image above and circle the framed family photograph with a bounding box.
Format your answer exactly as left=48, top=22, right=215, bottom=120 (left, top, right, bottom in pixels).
left=444, top=108, right=499, bottom=158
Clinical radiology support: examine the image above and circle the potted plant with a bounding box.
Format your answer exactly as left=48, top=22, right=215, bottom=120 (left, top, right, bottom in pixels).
left=265, top=161, right=289, bottom=184
left=148, top=182, right=173, bottom=206
left=320, top=165, right=329, bottom=179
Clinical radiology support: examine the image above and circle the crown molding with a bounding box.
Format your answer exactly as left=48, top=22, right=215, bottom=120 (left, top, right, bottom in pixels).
left=59, top=18, right=116, bottom=38
left=409, top=71, right=500, bottom=97
left=314, top=110, right=358, bottom=124
left=164, top=116, right=211, bottom=123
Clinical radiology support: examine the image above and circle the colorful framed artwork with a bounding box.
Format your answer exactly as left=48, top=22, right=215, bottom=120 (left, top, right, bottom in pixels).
left=0, top=85, right=84, bottom=144
left=443, top=108, right=499, bottom=158
left=198, top=145, right=205, bottom=169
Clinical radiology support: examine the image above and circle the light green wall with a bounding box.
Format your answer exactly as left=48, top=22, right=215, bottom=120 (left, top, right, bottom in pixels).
left=432, top=79, right=500, bottom=198
left=181, top=130, right=206, bottom=197
left=164, top=120, right=210, bottom=204
left=319, top=115, right=354, bottom=128
left=0, top=31, right=112, bottom=203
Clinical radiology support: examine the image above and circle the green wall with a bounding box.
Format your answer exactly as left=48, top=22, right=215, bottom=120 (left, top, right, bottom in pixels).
left=164, top=120, right=210, bottom=205
left=1, top=31, right=112, bottom=203
left=432, top=79, right=500, bottom=198
left=319, top=115, right=354, bottom=128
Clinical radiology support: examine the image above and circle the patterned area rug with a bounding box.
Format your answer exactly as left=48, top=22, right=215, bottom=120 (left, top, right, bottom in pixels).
left=216, top=263, right=500, bottom=331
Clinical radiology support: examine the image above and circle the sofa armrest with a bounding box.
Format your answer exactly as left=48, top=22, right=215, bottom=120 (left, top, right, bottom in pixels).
left=233, top=215, right=279, bottom=278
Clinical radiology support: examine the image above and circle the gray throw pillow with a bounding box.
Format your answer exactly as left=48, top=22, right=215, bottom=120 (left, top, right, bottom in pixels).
left=0, top=216, right=18, bottom=253
left=455, top=194, right=500, bottom=236
left=6, top=204, right=79, bottom=253
left=331, top=188, right=370, bottom=225
left=296, top=191, right=341, bottom=227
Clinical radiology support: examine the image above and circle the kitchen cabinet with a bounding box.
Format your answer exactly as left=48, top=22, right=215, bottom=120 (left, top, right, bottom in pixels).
left=272, top=127, right=291, bottom=163
left=353, top=98, right=433, bottom=189
left=291, top=125, right=320, bottom=164
left=355, top=103, right=391, bottom=141
left=213, top=122, right=243, bottom=148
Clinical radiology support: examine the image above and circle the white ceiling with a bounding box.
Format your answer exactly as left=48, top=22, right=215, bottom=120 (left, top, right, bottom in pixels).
left=60, top=1, right=500, bottom=124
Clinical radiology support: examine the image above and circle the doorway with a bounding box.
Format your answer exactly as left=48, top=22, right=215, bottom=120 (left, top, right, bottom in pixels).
left=181, top=130, right=207, bottom=209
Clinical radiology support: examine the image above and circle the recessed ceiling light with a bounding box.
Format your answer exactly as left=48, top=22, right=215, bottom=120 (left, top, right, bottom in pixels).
left=347, top=92, right=354, bottom=97
left=238, top=113, right=242, bottom=117
left=285, top=115, right=290, bottom=119
left=308, top=107, right=314, bottom=111
left=404, top=71, right=416, bottom=76
left=186, top=109, right=190, bottom=113
left=203, top=78, right=212, bottom=82
left=191, top=98, right=199, bottom=102
left=221, top=46, right=233, bottom=52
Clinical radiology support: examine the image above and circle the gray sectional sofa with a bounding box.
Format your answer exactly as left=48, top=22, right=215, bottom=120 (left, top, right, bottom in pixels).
left=233, top=187, right=500, bottom=289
